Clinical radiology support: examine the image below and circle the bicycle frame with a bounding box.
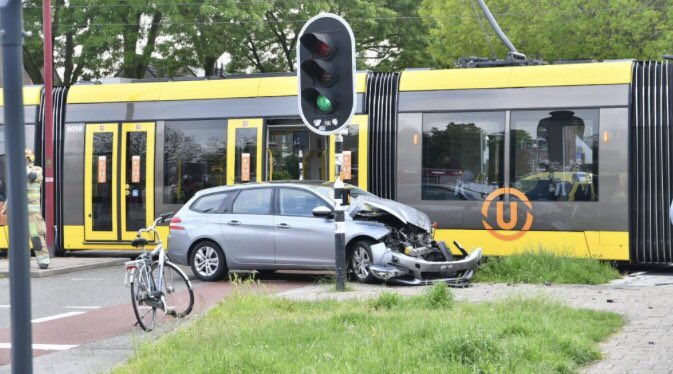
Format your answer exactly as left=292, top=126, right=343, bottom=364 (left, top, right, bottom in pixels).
left=126, top=212, right=194, bottom=331
left=125, top=215, right=169, bottom=308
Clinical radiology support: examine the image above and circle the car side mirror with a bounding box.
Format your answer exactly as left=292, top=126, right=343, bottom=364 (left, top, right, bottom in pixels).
left=312, top=205, right=333, bottom=218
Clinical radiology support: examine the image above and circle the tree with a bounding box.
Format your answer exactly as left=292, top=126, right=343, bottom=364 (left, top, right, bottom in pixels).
left=23, top=0, right=170, bottom=83
left=166, top=0, right=431, bottom=74
left=419, top=0, right=671, bottom=68
left=23, top=1, right=430, bottom=82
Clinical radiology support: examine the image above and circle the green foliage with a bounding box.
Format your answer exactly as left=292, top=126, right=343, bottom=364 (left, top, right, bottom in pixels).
left=272, top=170, right=293, bottom=181
left=368, top=291, right=403, bottom=310
left=474, top=250, right=622, bottom=284
left=114, top=293, right=623, bottom=373
left=413, top=282, right=455, bottom=309
left=283, top=153, right=301, bottom=179
left=23, top=1, right=429, bottom=83
left=420, top=0, right=673, bottom=67
left=24, top=0, right=168, bottom=83
left=24, top=1, right=673, bottom=83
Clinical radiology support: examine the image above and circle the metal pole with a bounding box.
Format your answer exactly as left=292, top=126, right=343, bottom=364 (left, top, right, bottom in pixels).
left=475, top=0, right=519, bottom=55
left=298, top=150, right=303, bottom=181
left=0, top=0, right=34, bottom=372
left=42, top=0, right=54, bottom=255
left=333, top=134, right=346, bottom=291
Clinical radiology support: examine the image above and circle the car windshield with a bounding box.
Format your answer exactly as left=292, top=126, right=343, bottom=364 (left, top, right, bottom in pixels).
left=314, top=185, right=375, bottom=200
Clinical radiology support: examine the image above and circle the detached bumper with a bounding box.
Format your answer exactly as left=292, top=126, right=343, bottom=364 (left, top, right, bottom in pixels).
left=368, top=243, right=483, bottom=286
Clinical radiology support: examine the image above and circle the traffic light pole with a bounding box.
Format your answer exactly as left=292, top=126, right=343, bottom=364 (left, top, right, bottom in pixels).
left=0, top=0, right=34, bottom=372
left=333, top=134, right=347, bottom=291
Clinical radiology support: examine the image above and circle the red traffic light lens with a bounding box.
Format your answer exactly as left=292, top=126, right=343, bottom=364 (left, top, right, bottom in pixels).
left=300, top=33, right=334, bottom=59
left=315, top=40, right=332, bottom=59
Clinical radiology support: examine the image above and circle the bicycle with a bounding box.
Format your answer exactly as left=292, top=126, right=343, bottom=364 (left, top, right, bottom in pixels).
left=124, top=213, right=194, bottom=331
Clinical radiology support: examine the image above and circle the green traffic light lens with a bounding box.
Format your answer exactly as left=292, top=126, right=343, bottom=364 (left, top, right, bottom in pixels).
left=316, top=95, right=333, bottom=113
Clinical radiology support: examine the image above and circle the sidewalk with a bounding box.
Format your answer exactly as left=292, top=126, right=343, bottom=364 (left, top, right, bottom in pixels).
left=277, top=270, right=673, bottom=374
left=0, top=256, right=127, bottom=278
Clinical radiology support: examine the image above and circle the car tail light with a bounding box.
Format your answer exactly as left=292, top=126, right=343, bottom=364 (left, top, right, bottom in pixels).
left=169, top=216, right=185, bottom=230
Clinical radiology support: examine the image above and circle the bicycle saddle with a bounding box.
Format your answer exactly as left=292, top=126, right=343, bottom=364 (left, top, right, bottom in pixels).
left=131, top=237, right=149, bottom=248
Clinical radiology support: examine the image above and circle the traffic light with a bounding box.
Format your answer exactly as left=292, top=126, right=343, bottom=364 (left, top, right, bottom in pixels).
left=297, top=14, right=355, bottom=135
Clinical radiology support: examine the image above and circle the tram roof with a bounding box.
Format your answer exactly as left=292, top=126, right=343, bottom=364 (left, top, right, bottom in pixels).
left=0, top=60, right=635, bottom=106
left=400, top=60, right=634, bottom=92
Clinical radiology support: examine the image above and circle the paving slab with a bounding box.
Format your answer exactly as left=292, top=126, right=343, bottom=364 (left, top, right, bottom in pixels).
left=0, top=256, right=127, bottom=278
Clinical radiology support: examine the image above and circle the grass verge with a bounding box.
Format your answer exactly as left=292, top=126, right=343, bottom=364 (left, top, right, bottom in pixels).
left=314, top=274, right=355, bottom=292
left=114, top=284, right=623, bottom=373
left=473, top=251, right=622, bottom=285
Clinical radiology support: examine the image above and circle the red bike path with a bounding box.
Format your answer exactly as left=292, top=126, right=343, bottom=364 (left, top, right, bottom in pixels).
left=0, top=278, right=305, bottom=366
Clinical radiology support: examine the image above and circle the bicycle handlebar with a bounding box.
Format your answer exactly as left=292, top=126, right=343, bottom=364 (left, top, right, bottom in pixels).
left=136, top=212, right=174, bottom=237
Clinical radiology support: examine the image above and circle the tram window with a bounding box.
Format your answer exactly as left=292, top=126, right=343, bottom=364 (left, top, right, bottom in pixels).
left=0, top=124, right=36, bottom=203
left=342, top=125, right=359, bottom=185
left=234, top=128, right=257, bottom=183
left=422, top=112, right=505, bottom=201
left=510, top=109, right=599, bottom=202
left=164, top=120, right=227, bottom=204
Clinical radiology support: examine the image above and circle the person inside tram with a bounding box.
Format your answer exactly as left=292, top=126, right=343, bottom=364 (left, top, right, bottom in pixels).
left=181, top=174, right=198, bottom=201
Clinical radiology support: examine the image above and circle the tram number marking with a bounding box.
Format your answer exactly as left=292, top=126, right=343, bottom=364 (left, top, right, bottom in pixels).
left=65, top=125, right=83, bottom=133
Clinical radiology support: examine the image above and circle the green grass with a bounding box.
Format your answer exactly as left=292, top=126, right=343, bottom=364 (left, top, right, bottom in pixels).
left=473, top=251, right=622, bottom=285
left=114, top=284, right=623, bottom=374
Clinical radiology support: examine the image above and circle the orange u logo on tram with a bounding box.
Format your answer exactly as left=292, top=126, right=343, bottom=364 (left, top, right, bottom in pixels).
left=481, top=188, right=534, bottom=241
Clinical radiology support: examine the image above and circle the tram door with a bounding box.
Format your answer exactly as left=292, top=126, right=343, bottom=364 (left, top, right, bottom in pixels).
left=266, top=122, right=329, bottom=181
left=227, top=119, right=263, bottom=184
left=84, top=123, right=155, bottom=242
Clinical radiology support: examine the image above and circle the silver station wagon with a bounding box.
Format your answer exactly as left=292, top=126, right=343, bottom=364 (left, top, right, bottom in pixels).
left=167, top=181, right=482, bottom=285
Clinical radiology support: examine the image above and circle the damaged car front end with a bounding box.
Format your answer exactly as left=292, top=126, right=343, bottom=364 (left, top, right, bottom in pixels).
left=348, top=196, right=482, bottom=286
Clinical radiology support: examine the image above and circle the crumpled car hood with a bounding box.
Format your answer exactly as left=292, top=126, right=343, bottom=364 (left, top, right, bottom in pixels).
left=347, top=196, right=432, bottom=232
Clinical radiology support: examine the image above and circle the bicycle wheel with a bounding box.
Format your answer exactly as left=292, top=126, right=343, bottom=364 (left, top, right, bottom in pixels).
left=151, top=261, right=194, bottom=318
left=130, top=264, right=157, bottom=331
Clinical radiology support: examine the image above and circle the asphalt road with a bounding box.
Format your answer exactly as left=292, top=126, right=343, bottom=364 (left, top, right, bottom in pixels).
left=0, top=266, right=318, bottom=369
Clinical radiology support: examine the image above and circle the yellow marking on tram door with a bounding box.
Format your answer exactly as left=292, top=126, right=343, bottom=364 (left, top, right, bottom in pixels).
left=83, top=124, right=118, bottom=241
left=120, top=123, right=155, bottom=241
left=63, top=225, right=169, bottom=251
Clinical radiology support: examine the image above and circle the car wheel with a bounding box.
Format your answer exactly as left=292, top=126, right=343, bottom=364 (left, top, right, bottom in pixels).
left=349, top=241, right=376, bottom=283
left=190, top=241, right=227, bottom=282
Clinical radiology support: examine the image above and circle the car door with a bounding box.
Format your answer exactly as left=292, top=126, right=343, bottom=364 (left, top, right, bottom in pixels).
left=218, top=187, right=275, bottom=266
left=274, top=187, right=335, bottom=267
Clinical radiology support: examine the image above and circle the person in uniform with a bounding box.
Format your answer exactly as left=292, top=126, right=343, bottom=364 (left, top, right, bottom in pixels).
left=1, top=149, right=50, bottom=269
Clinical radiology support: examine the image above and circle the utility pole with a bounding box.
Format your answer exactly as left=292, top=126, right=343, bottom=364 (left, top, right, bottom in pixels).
left=0, top=0, right=34, bottom=372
